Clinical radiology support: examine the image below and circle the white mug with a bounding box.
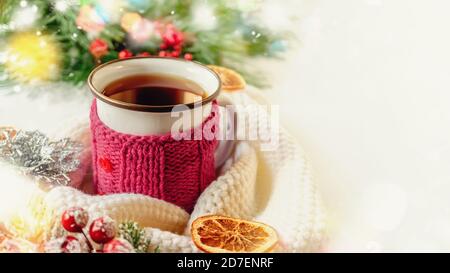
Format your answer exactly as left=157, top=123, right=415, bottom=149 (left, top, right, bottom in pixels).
left=88, top=57, right=234, bottom=167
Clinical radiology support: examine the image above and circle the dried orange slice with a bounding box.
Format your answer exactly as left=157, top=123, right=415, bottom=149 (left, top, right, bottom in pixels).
left=207, top=65, right=246, bottom=92
left=191, top=215, right=278, bottom=253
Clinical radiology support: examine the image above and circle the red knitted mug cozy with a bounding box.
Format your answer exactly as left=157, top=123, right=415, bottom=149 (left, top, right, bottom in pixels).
left=90, top=100, right=219, bottom=212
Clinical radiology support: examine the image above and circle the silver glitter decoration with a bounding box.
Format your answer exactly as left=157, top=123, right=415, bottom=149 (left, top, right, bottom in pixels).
left=0, top=128, right=83, bottom=186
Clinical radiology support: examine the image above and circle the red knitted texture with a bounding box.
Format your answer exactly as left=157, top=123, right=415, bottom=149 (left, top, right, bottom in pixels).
left=90, top=100, right=218, bottom=213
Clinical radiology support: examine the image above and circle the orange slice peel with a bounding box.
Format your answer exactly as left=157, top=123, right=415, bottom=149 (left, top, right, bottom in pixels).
left=191, top=215, right=278, bottom=253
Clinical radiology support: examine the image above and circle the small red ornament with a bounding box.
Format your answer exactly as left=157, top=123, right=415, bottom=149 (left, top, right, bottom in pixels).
left=99, top=157, right=113, bottom=173
left=61, top=236, right=82, bottom=253
left=161, top=24, right=184, bottom=47
left=89, top=216, right=116, bottom=244
left=158, top=50, right=168, bottom=57
left=137, top=52, right=151, bottom=57
left=169, top=50, right=180, bottom=57
left=183, top=53, right=193, bottom=61
left=89, top=39, right=109, bottom=58
left=61, top=207, right=89, bottom=233
left=118, top=49, right=133, bottom=59
left=103, top=238, right=135, bottom=253
left=157, top=23, right=184, bottom=53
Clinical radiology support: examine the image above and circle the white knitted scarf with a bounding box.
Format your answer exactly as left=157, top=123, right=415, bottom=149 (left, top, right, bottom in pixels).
left=5, top=88, right=327, bottom=252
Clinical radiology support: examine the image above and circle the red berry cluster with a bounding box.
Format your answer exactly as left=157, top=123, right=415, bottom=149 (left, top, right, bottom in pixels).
left=89, top=24, right=193, bottom=61
left=158, top=23, right=183, bottom=58
left=90, top=23, right=193, bottom=61
left=158, top=24, right=193, bottom=60
left=117, top=49, right=153, bottom=59
left=118, top=49, right=152, bottom=59
left=52, top=207, right=134, bottom=253
left=116, top=23, right=193, bottom=60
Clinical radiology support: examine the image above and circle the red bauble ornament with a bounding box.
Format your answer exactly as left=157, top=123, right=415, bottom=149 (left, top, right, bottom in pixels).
left=61, top=236, right=82, bottom=253
left=89, top=39, right=109, bottom=58
left=61, top=207, right=89, bottom=233
left=103, top=238, right=135, bottom=253
left=183, top=53, right=193, bottom=61
left=118, top=49, right=133, bottom=59
left=89, top=216, right=116, bottom=244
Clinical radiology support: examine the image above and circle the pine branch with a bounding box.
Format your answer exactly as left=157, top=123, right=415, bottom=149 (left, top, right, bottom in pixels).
left=118, top=222, right=150, bottom=253
left=0, top=0, right=289, bottom=88
left=0, top=0, right=17, bottom=25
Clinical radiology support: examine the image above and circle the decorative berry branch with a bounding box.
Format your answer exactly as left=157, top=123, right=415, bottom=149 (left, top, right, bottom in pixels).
left=46, top=207, right=142, bottom=253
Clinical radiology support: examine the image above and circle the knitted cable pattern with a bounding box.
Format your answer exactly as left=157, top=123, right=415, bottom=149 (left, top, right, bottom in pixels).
left=90, top=100, right=219, bottom=213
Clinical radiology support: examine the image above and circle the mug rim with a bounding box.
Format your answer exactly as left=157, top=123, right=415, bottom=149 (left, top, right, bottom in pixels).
left=88, top=56, right=221, bottom=113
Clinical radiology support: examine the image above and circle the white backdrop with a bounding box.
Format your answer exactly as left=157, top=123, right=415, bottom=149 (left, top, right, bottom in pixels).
left=266, top=0, right=450, bottom=252
left=2, top=0, right=450, bottom=252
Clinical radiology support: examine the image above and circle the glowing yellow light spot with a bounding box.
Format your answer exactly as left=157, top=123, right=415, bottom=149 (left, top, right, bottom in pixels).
left=5, top=32, right=61, bottom=82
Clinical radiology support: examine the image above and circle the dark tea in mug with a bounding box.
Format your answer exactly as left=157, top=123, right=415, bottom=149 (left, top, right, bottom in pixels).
left=103, top=73, right=207, bottom=106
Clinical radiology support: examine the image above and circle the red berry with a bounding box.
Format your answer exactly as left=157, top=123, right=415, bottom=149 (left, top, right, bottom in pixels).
left=61, top=207, right=89, bottom=233
left=183, top=53, right=193, bottom=61
left=158, top=50, right=167, bottom=57
left=89, top=217, right=116, bottom=244
left=160, top=24, right=184, bottom=48
left=61, top=236, right=82, bottom=253
left=162, top=24, right=184, bottom=46
left=137, top=52, right=151, bottom=57
left=171, top=50, right=180, bottom=57
left=118, top=49, right=133, bottom=59
left=103, top=238, right=135, bottom=253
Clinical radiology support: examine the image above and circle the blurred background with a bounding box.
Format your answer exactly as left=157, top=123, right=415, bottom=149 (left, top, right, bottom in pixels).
left=268, top=0, right=450, bottom=252
left=2, top=0, right=450, bottom=252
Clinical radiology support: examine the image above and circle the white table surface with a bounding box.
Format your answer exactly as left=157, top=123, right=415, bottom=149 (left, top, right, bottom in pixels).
left=2, top=0, right=450, bottom=252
